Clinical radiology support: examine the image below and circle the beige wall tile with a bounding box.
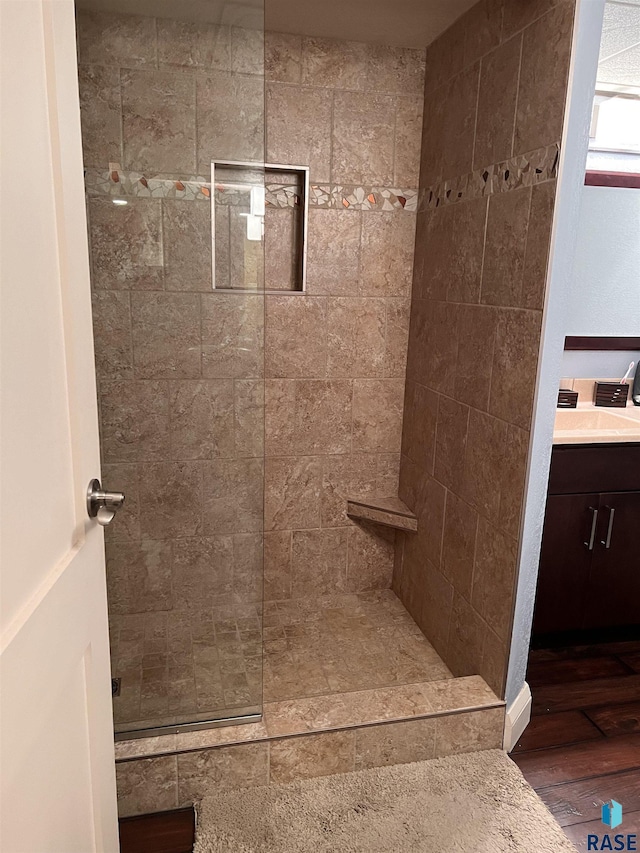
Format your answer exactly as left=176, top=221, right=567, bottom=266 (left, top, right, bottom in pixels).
left=177, top=743, right=269, bottom=801
left=353, top=379, right=404, bottom=453
left=100, top=379, right=169, bottom=462
left=481, top=627, right=510, bottom=697
left=89, top=198, right=163, bottom=291
left=197, top=72, right=264, bottom=168
left=291, top=528, right=349, bottom=597
left=434, top=396, right=469, bottom=494
left=441, top=492, right=479, bottom=601
left=327, top=297, right=386, bottom=378
left=421, top=63, right=479, bottom=186
left=169, top=380, right=234, bottom=460
left=321, top=454, right=379, bottom=528
left=264, top=530, right=292, bottom=600
left=365, top=45, right=426, bottom=96
left=448, top=197, right=488, bottom=304
left=162, top=200, right=212, bottom=292
left=394, top=95, right=424, bottom=187
left=265, top=295, right=327, bottom=379
left=171, top=536, right=234, bottom=608
left=234, top=379, right=265, bottom=458
left=355, top=717, right=436, bottom=769
left=332, top=92, right=395, bottom=185
left=407, top=475, right=446, bottom=569
left=488, top=307, right=542, bottom=430
left=78, top=65, right=121, bottom=167
left=403, top=382, right=438, bottom=472
left=502, top=0, right=559, bottom=44
left=131, top=293, right=201, bottom=379
left=424, top=301, right=460, bottom=394
left=269, top=731, right=355, bottom=783
left=423, top=15, right=465, bottom=94
left=265, top=208, right=298, bottom=292
left=498, top=423, right=529, bottom=540
left=122, top=69, right=196, bottom=173
left=514, top=2, right=574, bottom=154
left=157, top=19, right=230, bottom=69
left=77, top=10, right=157, bottom=68
left=116, top=755, right=178, bottom=817
left=201, top=293, right=264, bottom=380
left=472, top=518, right=518, bottom=641
left=265, top=456, right=322, bottom=531
left=522, top=181, right=556, bottom=310
left=306, top=210, right=361, bottom=296
left=413, top=562, right=454, bottom=657
left=293, top=380, right=353, bottom=454
left=265, top=32, right=302, bottom=83
left=384, top=299, right=411, bottom=379
left=434, top=707, right=504, bottom=756
left=445, top=592, right=486, bottom=677
left=265, top=380, right=296, bottom=456
left=359, top=212, right=415, bottom=297
left=347, top=525, right=395, bottom=592
left=266, top=83, right=332, bottom=182
left=473, top=34, right=522, bottom=168
left=231, top=26, right=264, bottom=75
left=139, top=462, right=203, bottom=539
left=91, top=291, right=133, bottom=379
left=481, top=186, right=532, bottom=308
left=461, top=409, right=508, bottom=522
left=203, top=458, right=264, bottom=535
left=454, top=304, right=498, bottom=412
left=301, top=37, right=368, bottom=89
left=462, top=0, right=503, bottom=67
left=232, top=534, right=264, bottom=604
left=106, top=540, right=173, bottom=614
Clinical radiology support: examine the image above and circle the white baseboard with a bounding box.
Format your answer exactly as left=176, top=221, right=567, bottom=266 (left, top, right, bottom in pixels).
left=503, top=682, right=532, bottom=752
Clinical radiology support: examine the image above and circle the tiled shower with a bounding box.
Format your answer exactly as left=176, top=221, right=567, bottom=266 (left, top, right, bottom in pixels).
left=76, top=0, right=576, bottom=812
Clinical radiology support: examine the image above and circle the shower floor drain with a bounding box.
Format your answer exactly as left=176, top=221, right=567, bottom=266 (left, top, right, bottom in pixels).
left=112, top=678, right=121, bottom=697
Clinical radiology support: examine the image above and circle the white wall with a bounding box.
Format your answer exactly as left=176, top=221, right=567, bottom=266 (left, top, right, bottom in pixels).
left=567, top=186, right=640, bottom=337
left=561, top=184, right=640, bottom=377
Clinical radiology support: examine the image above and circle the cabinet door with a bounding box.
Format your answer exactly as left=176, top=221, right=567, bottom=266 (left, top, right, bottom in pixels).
left=533, top=494, right=598, bottom=635
left=584, top=491, right=640, bottom=628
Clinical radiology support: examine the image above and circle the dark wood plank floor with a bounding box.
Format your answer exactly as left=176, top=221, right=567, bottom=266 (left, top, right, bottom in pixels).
left=513, top=641, right=640, bottom=852
left=119, top=807, right=195, bottom=853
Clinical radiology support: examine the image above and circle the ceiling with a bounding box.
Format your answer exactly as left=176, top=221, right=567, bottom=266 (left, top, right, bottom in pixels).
left=75, top=0, right=477, bottom=47
left=598, top=0, right=640, bottom=89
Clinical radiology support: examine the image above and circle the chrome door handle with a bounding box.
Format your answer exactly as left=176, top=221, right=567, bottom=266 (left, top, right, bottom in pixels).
left=585, top=506, right=598, bottom=551
left=601, top=506, right=615, bottom=549
left=87, top=478, right=125, bottom=526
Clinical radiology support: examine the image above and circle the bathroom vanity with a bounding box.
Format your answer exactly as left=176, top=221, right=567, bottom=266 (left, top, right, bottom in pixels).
left=532, top=406, right=640, bottom=636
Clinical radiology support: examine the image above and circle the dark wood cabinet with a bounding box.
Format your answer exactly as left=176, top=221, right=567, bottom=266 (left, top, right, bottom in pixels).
left=533, top=444, right=640, bottom=636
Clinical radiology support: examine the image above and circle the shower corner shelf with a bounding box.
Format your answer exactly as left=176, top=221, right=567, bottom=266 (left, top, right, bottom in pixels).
left=346, top=494, right=418, bottom=532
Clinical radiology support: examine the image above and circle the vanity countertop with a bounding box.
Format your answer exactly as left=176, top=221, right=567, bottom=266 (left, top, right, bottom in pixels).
left=553, top=401, right=640, bottom=445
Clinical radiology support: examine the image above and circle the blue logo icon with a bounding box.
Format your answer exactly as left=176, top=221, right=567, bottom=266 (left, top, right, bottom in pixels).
left=602, top=800, right=623, bottom=830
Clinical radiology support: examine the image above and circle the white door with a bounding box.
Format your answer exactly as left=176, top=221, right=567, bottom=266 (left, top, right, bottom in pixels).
left=0, top=0, right=119, bottom=850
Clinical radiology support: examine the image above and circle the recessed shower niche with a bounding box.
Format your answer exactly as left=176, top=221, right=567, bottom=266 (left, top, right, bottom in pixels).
left=212, top=161, right=309, bottom=292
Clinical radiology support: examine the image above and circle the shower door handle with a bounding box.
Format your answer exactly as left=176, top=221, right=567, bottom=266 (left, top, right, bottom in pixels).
left=87, top=478, right=125, bottom=526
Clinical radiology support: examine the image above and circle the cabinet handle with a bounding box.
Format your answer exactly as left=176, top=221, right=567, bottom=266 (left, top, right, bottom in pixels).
left=585, top=506, right=598, bottom=551
left=601, top=506, right=615, bottom=549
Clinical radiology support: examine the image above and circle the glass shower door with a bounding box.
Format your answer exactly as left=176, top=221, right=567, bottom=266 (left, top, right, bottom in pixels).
left=76, top=0, right=265, bottom=737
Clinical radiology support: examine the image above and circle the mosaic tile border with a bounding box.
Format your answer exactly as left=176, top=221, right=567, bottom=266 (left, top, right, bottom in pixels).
left=84, top=143, right=557, bottom=213
left=83, top=169, right=419, bottom=212
left=419, top=143, right=560, bottom=211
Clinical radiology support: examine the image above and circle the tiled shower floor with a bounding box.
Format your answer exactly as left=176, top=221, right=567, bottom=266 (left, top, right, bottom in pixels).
left=110, top=589, right=452, bottom=734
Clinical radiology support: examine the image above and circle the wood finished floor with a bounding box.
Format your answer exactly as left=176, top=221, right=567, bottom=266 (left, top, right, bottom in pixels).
left=119, top=807, right=195, bottom=853
left=513, top=641, right=640, bottom=853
